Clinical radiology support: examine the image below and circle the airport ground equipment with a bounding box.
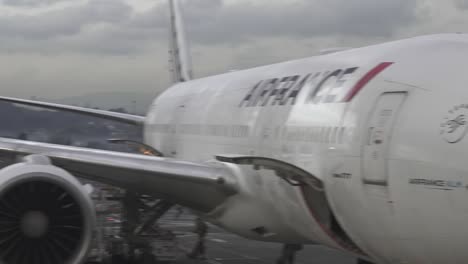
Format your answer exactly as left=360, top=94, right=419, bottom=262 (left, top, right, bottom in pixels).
left=85, top=183, right=180, bottom=263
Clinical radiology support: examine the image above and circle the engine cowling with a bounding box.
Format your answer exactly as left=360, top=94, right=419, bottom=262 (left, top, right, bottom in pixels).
left=0, top=155, right=95, bottom=264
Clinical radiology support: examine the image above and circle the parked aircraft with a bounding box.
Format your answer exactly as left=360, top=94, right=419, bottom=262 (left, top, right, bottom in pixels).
left=0, top=1, right=466, bottom=264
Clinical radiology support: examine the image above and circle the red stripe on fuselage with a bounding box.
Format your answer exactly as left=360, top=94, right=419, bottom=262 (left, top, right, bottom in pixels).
left=342, top=62, right=394, bottom=102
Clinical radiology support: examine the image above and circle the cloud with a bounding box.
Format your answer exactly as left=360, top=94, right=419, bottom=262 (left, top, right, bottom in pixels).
left=0, top=0, right=423, bottom=56
left=0, top=0, right=132, bottom=39
left=454, top=0, right=468, bottom=9
left=2, top=0, right=70, bottom=7
left=0, top=0, right=170, bottom=56
left=174, top=0, right=422, bottom=45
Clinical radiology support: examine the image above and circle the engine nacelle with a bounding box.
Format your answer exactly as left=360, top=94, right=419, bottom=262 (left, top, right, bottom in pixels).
left=0, top=155, right=96, bottom=264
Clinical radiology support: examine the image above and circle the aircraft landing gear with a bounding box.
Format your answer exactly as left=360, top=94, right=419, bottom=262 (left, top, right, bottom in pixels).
left=120, top=191, right=174, bottom=263
left=357, top=259, right=375, bottom=264
left=276, top=244, right=303, bottom=264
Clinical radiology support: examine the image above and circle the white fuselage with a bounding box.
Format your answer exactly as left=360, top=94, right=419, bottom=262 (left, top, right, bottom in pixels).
left=144, top=34, right=468, bottom=264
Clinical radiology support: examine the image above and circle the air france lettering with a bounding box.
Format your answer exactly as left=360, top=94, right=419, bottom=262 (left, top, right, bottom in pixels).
left=239, top=66, right=359, bottom=107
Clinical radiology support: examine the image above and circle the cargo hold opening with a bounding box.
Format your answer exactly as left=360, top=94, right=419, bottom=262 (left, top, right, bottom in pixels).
left=300, top=184, right=366, bottom=255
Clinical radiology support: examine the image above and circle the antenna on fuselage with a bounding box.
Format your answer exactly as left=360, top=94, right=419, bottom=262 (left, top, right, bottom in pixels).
left=168, top=0, right=193, bottom=83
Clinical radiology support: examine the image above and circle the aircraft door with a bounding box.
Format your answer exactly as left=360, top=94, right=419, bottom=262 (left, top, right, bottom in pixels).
left=362, top=92, right=407, bottom=185
left=165, top=96, right=189, bottom=157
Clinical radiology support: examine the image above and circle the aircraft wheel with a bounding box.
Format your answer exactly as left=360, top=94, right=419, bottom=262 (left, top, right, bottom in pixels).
left=357, top=259, right=375, bottom=264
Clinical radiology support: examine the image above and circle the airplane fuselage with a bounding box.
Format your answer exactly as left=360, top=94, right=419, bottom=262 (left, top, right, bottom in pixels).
left=145, top=34, right=468, bottom=264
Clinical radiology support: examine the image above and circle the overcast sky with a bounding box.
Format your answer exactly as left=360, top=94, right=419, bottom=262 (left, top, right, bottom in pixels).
left=0, top=0, right=466, bottom=109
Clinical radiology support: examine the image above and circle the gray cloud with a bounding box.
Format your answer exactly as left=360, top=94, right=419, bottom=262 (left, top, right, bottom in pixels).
left=0, top=0, right=131, bottom=39
left=454, top=0, right=468, bottom=9
left=181, top=0, right=421, bottom=44
left=0, top=0, right=423, bottom=56
left=0, top=0, right=167, bottom=55
left=121, top=0, right=421, bottom=45
left=2, top=0, right=70, bottom=7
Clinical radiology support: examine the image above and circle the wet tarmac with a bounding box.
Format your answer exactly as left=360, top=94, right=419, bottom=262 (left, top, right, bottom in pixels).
left=176, top=233, right=356, bottom=264
left=161, top=214, right=357, bottom=264
left=88, top=205, right=357, bottom=264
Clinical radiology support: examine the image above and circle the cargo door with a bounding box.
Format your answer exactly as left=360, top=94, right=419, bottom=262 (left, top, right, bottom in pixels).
left=362, top=92, right=407, bottom=185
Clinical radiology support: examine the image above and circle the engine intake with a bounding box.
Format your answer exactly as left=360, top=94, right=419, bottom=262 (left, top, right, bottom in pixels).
left=0, top=155, right=95, bottom=264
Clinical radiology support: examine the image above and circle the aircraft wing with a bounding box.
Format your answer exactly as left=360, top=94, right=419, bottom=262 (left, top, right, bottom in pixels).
left=0, top=96, right=145, bottom=125
left=0, top=137, right=237, bottom=212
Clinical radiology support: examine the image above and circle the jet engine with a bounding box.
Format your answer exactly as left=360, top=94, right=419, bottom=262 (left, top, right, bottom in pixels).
left=0, top=155, right=95, bottom=264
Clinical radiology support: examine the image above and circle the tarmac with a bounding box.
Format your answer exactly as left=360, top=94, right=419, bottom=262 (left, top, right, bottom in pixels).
left=161, top=213, right=357, bottom=264
left=89, top=195, right=357, bottom=264
left=175, top=233, right=357, bottom=264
